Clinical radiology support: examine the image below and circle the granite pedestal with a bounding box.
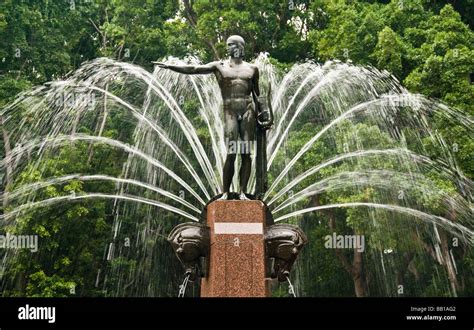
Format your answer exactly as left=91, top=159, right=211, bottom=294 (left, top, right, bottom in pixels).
left=200, top=200, right=270, bottom=297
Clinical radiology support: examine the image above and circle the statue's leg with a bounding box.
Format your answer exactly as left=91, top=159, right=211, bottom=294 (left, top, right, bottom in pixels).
left=221, top=109, right=239, bottom=198
left=239, top=102, right=256, bottom=198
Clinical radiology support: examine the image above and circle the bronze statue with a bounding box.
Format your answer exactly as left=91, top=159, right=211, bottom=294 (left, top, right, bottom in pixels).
left=155, top=35, right=273, bottom=200
left=160, top=36, right=307, bottom=288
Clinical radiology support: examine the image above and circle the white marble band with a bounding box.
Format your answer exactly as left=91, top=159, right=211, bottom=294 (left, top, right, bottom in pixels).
left=214, top=222, right=263, bottom=234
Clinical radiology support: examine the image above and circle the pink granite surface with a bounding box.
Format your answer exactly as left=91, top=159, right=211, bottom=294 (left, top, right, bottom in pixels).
left=201, top=200, right=269, bottom=297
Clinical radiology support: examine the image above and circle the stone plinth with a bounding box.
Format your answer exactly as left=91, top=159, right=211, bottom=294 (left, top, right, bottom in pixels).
left=200, top=200, right=269, bottom=297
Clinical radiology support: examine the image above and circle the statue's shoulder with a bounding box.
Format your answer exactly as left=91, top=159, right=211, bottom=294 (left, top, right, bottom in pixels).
left=207, top=60, right=227, bottom=72
left=246, top=62, right=258, bottom=69
left=249, top=63, right=259, bottom=74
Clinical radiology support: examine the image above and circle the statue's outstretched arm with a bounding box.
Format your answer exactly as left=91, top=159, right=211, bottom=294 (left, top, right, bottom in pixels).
left=153, top=61, right=216, bottom=75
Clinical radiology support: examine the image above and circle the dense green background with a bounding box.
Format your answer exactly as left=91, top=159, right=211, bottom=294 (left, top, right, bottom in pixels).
left=0, top=0, right=472, bottom=297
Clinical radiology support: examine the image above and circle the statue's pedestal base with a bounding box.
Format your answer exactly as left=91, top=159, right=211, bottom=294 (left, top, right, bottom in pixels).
left=200, top=200, right=270, bottom=297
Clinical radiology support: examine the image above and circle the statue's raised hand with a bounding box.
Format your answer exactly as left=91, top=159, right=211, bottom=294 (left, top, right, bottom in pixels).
left=257, top=110, right=273, bottom=129
left=256, top=84, right=274, bottom=129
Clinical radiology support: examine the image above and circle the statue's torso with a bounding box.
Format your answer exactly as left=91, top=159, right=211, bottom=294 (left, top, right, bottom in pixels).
left=215, top=61, right=255, bottom=103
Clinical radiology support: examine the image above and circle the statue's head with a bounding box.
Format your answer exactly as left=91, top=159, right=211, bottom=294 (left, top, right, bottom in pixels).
left=226, top=35, right=245, bottom=58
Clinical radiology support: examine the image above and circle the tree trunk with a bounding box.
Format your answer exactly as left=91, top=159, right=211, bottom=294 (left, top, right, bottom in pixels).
left=352, top=243, right=368, bottom=297
left=182, top=0, right=221, bottom=60
left=354, top=273, right=367, bottom=297
left=328, top=211, right=368, bottom=297
left=397, top=252, right=415, bottom=292
left=439, top=228, right=458, bottom=296
left=15, top=271, right=27, bottom=295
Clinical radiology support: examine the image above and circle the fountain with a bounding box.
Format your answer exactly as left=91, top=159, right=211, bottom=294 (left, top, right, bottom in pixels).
left=0, top=43, right=472, bottom=297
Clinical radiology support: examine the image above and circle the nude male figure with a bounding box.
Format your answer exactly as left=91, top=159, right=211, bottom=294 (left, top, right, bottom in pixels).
left=156, top=35, right=271, bottom=200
